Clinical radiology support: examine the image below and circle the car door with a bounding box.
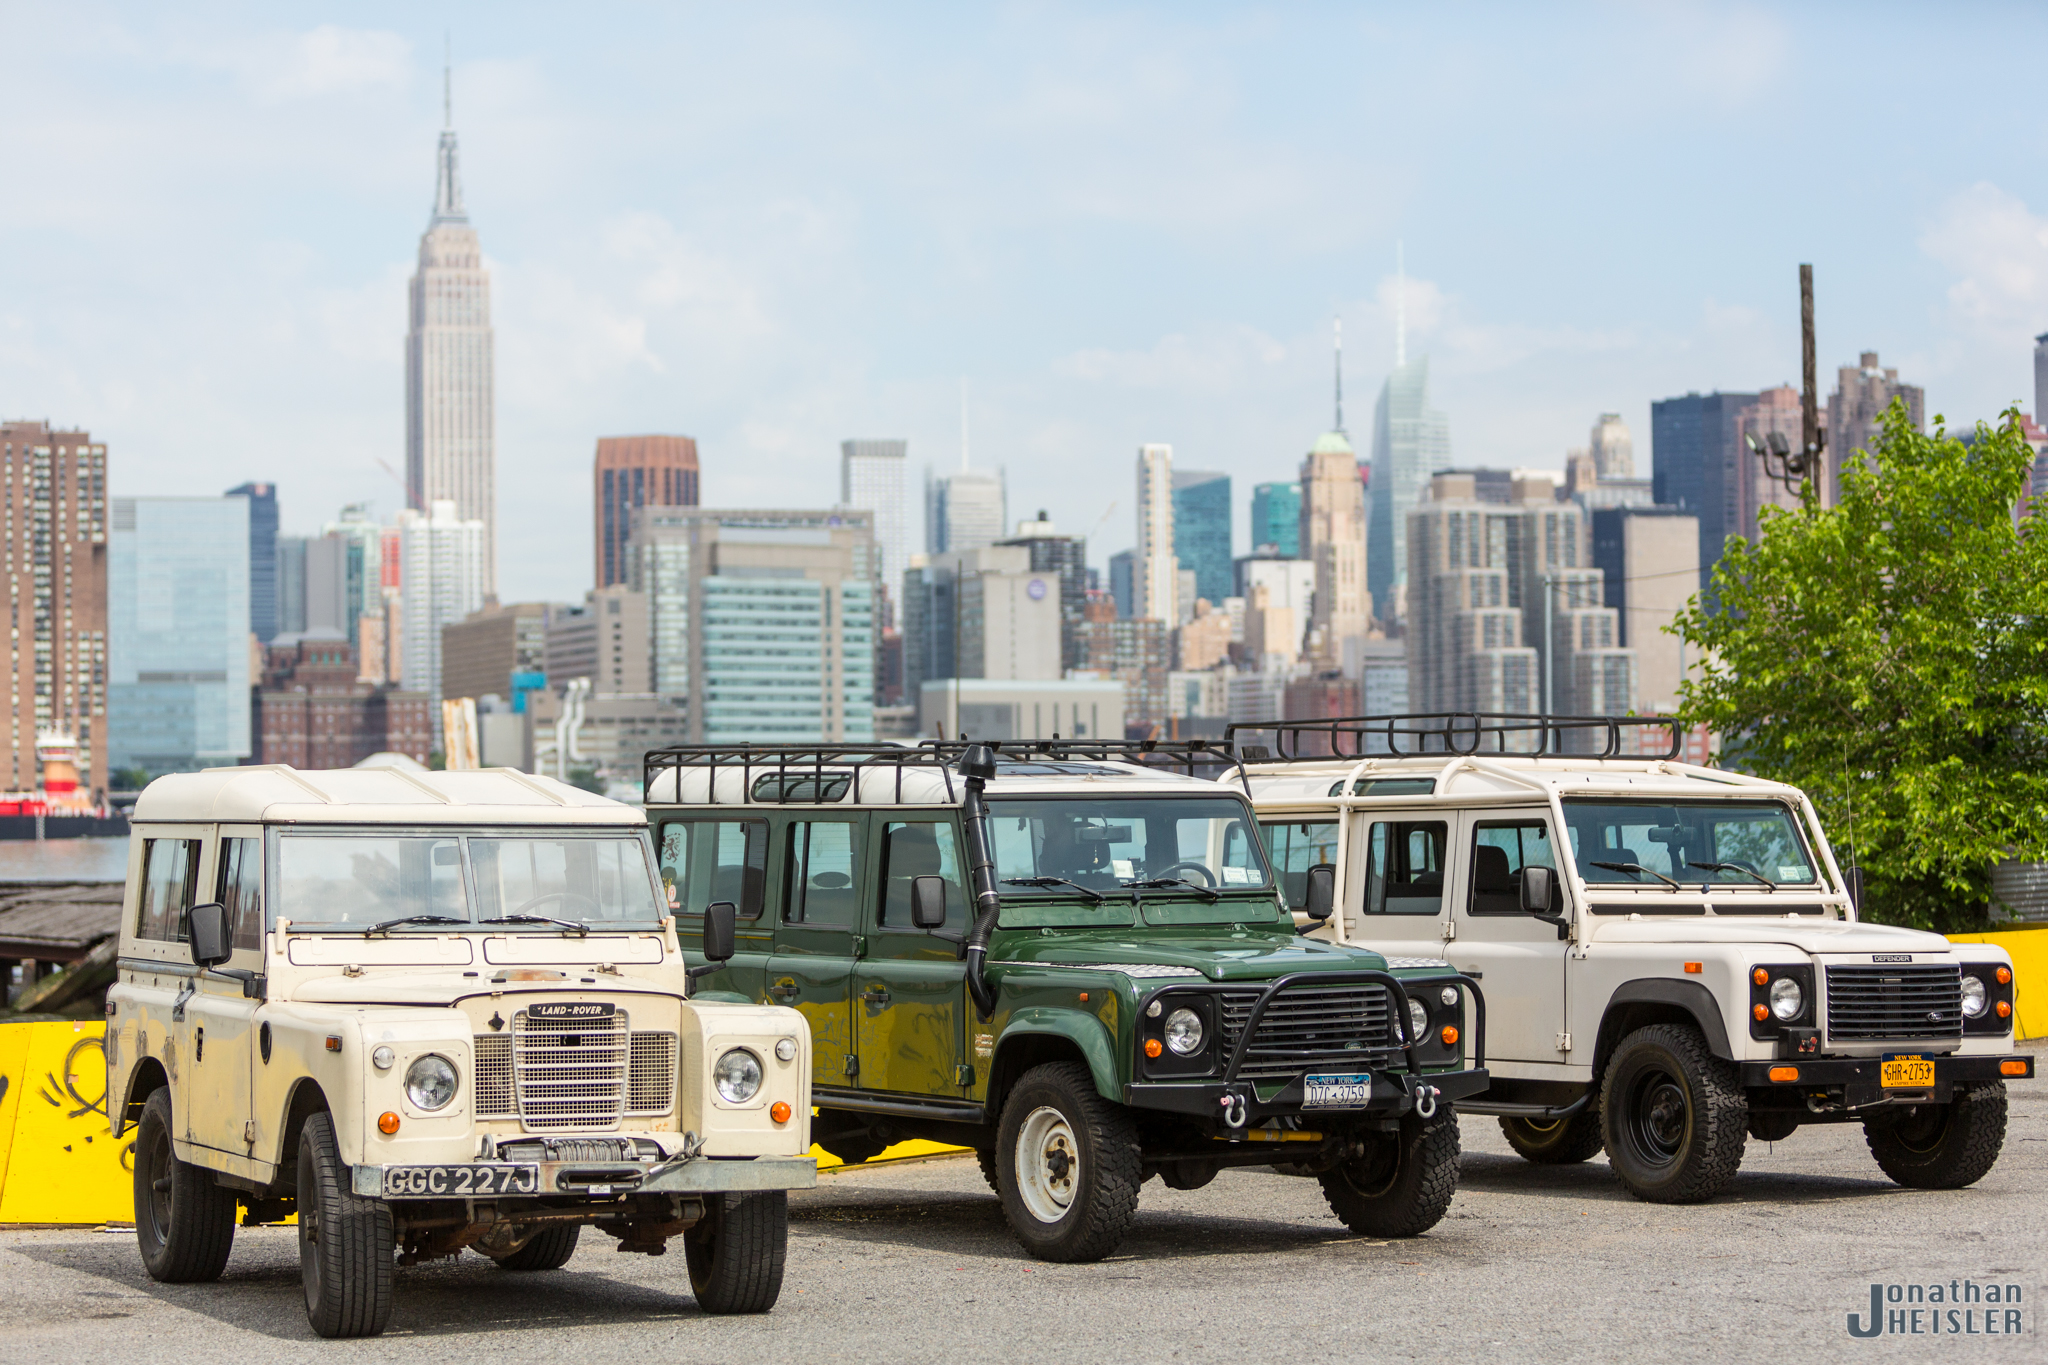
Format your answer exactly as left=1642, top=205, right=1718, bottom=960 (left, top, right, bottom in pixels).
left=1345, top=812, right=1455, bottom=957
left=185, top=829, right=262, bottom=1161
left=854, top=815, right=969, bottom=1096
left=767, top=818, right=863, bottom=1089
left=1443, top=810, right=1572, bottom=1068
left=657, top=814, right=772, bottom=1002
left=124, top=832, right=202, bottom=1143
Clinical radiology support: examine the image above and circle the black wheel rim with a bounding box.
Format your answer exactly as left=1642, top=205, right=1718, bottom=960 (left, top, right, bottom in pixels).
left=1337, top=1139, right=1402, bottom=1198
left=143, top=1123, right=173, bottom=1246
left=1624, top=1065, right=1689, bottom=1168
left=1890, top=1104, right=1950, bottom=1154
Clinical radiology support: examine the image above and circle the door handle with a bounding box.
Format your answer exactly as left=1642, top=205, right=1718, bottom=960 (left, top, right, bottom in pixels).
left=768, top=981, right=799, bottom=1001
left=862, top=986, right=891, bottom=1007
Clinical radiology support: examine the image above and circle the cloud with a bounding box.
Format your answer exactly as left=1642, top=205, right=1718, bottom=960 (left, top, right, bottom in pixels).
left=170, top=24, right=412, bottom=104
left=1054, top=324, right=1288, bottom=389
left=1922, top=182, right=2048, bottom=337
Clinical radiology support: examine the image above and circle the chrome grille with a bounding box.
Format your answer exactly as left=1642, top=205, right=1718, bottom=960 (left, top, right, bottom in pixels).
left=473, top=1034, right=515, bottom=1117
left=1217, top=983, right=1392, bottom=1082
left=512, top=1007, right=631, bottom=1131
left=1825, top=964, right=1964, bottom=1041
left=627, top=1032, right=678, bottom=1114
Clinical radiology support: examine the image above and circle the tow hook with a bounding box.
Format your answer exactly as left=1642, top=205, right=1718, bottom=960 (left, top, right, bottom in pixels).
left=1411, top=1083, right=1440, bottom=1120
left=1219, top=1091, right=1250, bottom=1130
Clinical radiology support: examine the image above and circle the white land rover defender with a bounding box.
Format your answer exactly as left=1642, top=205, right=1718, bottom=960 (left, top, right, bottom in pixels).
left=105, top=766, right=815, bottom=1337
left=1234, top=714, right=2034, bottom=1204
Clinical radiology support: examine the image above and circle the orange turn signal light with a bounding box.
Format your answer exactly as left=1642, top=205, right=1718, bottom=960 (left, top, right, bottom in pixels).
left=1995, top=966, right=2011, bottom=985
left=325, top=1035, right=344, bottom=1052
left=1144, top=1038, right=1164, bottom=1059
left=1751, top=967, right=1768, bottom=985
left=1752, top=1003, right=1769, bottom=1021
left=378, top=1112, right=400, bottom=1135
left=2000, top=1059, right=2027, bottom=1076
left=1439, top=1025, right=1459, bottom=1047
left=1995, top=1001, right=2011, bottom=1019
left=770, top=1101, right=792, bottom=1124
left=1768, top=1066, right=1799, bottom=1083
left=1078, top=992, right=1089, bottom=1002
left=1684, top=962, right=1702, bottom=975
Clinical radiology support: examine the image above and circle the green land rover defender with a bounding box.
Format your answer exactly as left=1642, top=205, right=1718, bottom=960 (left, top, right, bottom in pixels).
left=644, top=740, right=1490, bottom=1262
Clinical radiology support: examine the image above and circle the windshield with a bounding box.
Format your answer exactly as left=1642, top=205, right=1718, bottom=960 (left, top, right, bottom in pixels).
left=277, top=832, right=665, bottom=929
left=988, top=797, right=1273, bottom=926
left=1560, top=800, right=1818, bottom=887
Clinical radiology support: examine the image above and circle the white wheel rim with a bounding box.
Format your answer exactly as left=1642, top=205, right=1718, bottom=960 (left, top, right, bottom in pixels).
left=1014, top=1106, right=1080, bottom=1224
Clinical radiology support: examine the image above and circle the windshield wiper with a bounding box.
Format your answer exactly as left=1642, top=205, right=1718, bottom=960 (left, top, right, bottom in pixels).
left=1589, top=860, right=1682, bottom=891
left=1121, top=877, right=1220, bottom=904
left=365, top=914, right=468, bottom=936
left=1689, top=861, right=1776, bottom=890
left=480, top=914, right=591, bottom=937
left=1000, top=876, right=1106, bottom=905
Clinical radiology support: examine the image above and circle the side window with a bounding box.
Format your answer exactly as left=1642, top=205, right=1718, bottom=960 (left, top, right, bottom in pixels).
left=218, top=837, right=265, bottom=952
left=1364, top=820, right=1449, bottom=915
left=136, top=838, right=201, bottom=942
left=879, top=821, right=966, bottom=928
left=1261, top=821, right=1338, bottom=910
left=785, top=822, right=861, bottom=926
left=1470, top=820, right=1558, bottom=915
left=658, top=819, right=768, bottom=919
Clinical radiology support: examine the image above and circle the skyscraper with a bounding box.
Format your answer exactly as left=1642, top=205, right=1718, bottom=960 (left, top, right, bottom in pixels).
left=1250, top=481, right=1301, bottom=557
left=1000, top=512, right=1090, bottom=673
left=1171, top=470, right=1231, bottom=606
left=841, top=439, right=908, bottom=603
left=1588, top=414, right=1634, bottom=479
left=225, top=482, right=279, bottom=643
left=2, top=422, right=107, bottom=796
left=1651, top=391, right=1755, bottom=596
left=1365, top=358, right=1451, bottom=628
left=406, top=73, right=498, bottom=591
left=924, top=468, right=1006, bottom=554
left=1827, top=351, right=1924, bottom=500
left=594, top=435, right=699, bottom=588
left=1298, top=431, right=1368, bottom=671
left=1135, top=444, right=1176, bottom=621
left=397, top=499, right=488, bottom=741
left=2036, top=333, right=2048, bottom=419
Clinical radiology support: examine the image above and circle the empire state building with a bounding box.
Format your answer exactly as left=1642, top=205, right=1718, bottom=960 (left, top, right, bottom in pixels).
left=405, top=92, right=497, bottom=591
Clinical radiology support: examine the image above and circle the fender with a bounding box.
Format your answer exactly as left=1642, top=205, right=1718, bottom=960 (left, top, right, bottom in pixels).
left=992, top=1008, right=1121, bottom=1108
left=114, top=1055, right=169, bottom=1140
left=1600, top=978, right=1734, bottom=1063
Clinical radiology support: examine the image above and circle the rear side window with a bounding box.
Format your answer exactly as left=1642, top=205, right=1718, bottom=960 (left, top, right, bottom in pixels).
left=218, top=837, right=264, bottom=952
left=1365, top=820, right=1449, bottom=915
left=786, top=822, right=862, bottom=925
left=659, top=819, right=768, bottom=919
left=136, top=838, right=201, bottom=942
left=1261, top=820, right=1338, bottom=911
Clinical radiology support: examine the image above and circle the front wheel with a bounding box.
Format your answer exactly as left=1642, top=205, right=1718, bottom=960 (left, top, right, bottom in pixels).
left=1499, top=1108, right=1604, bottom=1165
left=1319, top=1108, right=1460, bottom=1236
left=1600, top=1024, right=1747, bottom=1203
left=132, top=1089, right=237, bottom=1283
left=1864, top=1082, right=2008, bottom=1189
left=995, top=1062, right=1141, bottom=1262
left=685, top=1191, right=787, bottom=1314
left=298, top=1111, right=395, bottom=1338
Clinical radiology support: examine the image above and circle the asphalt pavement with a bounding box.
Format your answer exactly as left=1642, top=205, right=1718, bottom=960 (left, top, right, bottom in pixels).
left=4, top=1046, right=2041, bottom=1364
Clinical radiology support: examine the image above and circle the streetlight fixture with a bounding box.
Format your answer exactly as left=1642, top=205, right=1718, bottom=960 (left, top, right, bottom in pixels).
left=1746, top=263, right=1827, bottom=501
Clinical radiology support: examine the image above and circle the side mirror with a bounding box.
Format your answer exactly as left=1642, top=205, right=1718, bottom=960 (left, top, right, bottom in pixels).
left=701, top=901, right=737, bottom=964
left=1303, top=864, right=1336, bottom=922
left=911, top=875, right=948, bottom=930
left=185, top=902, right=233, bottom=969
left=1520, top=866, right=1556, bottom=914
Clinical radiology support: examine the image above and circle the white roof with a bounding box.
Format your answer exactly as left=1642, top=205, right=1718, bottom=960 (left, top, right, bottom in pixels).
left=646, top=757, right=1235, bottom=808
left=132, top=765, right=644, bottom=826
left=1242, top=754, right=1802, bottom=807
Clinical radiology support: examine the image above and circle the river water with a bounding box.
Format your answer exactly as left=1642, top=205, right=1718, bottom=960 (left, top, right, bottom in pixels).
left=0, top=838, right=130, bottom=883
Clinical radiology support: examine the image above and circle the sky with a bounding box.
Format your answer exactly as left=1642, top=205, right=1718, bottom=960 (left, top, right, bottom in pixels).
left=5, top=2, right=2048, bottom=602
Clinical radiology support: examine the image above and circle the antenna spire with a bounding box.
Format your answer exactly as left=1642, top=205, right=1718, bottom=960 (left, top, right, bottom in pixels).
left=1333, top=313, right=1344, bottom=433
left=443, top=34, right=452, bottom=129
left=1395, top=241, right=1407, bottom=369
left=960, top=377, right=970, bottom=472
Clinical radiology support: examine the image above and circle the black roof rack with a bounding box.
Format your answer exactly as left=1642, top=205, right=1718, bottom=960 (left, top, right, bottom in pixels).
left=1224, top=713, right=1683, bottom=763
left=644, top=739, right=1249, bottom=805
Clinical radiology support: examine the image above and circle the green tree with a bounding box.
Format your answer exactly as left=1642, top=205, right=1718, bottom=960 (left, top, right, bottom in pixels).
left=1673, top=403, right=2048, bottom=933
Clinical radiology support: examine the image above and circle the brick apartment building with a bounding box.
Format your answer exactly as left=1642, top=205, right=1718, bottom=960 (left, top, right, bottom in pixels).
left=253, top=632, right=431, bottom=768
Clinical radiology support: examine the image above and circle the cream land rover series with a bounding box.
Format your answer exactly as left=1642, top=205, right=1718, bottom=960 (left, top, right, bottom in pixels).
left=1233, top=713, right=2034, bottom=1204
left=105, top=765, right=815, bottom=1337
left=644, top=740, right=1490, bottom=1263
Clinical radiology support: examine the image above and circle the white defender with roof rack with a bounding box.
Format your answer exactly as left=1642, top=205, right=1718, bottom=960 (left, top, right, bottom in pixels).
left=105, top=765, right=814, bottom=1337
left=1232, top=713, right=2033, bottom=1204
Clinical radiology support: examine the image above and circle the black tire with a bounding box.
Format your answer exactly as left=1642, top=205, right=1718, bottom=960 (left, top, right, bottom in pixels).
left=1600, top=1024, right=1747, bottom=1204
left=995, top=1061, right=1141, bottom=1263
left=297, top=1111, right=395, bottom=1338
left=490, top=1224, right=581, bottom=1271
left=1864, top=1082, right=2008, bottom=1189
left=1318, top=1108, right=1460, bottom=1236
left=1499, top=1109, right=1605, bottom=1165
left=132, top=1088, right=236, bottom=1283
left=975, top=1148, right=1001, bottom=1194
left=685, top=1191, right=787, bottom=1314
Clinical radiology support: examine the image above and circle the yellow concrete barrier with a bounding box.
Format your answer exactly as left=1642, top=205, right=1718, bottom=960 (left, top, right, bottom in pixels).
left=812, top=1139, right=962, bottom=1171
left=0, top=1020, right=132, bottom=1225
left=1948, top=925, right=2048, bottom=1041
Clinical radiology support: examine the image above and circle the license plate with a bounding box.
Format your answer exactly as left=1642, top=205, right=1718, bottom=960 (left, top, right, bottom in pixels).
left=1303, top=1072, right=1374, bottom=1109
left=528, top=1001, right=615, bottom=1021
left=382, top=1163, right=540, bottom=1198
left=1880, top=1054, right=1935, bottom=1089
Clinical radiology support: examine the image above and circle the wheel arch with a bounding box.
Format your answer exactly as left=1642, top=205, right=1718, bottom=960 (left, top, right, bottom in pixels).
left=270, top=1078, right=333, bottom=1186
left=1593, top=978, right=1734, bottom=1080
left=986, top=1010, right=1120, bottom=1120
left=115, top=1057, right=169, bottom=1139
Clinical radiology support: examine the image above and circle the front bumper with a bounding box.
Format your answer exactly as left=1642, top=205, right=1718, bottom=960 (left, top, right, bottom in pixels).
left=353, top=1154, right=818, bottom=1201
left=1741, top=1053, right=2033, bottom=1109
left=1128, top=1065, right=1490, bottom=1123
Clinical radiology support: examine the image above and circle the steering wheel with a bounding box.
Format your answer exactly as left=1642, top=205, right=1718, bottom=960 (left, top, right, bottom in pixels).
left=1153, top=861, right=1217, bottom=887
left=507, top=890, right=601, bottom=918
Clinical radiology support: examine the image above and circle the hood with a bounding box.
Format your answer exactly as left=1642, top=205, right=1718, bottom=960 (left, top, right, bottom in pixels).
left=992, top=928, right=1386, bottom=981
left=1587, top=916, right=1953, bottom=956
left=288, top=970, right=678, bottom=1006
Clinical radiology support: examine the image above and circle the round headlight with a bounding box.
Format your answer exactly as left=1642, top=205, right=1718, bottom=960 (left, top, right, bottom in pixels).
left=1439, top=986, right=1459, bottom=1008
left=1769, top=976, right=1803, bottom=1021
left=404, top=1054, right=458, bottom=1111
left=714, top=1048, right=763, bottom=1103
left=1163, top=1008, right=1205, bottom=1056
left=1407, top=998, right=1429, bottom=1043
left=774, top=1037, right=798, bottom=1062
left=1960, top=975, right=1988, bottom=1018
